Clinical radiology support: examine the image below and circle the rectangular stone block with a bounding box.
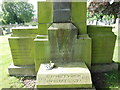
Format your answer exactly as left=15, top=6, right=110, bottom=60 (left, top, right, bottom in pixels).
left=12, top=28, right=38, bottom=37
left=87, top=25, right=116, bottom=64
left=0, top=28, right=3, bottom=35
left=38, top=1, right=53, bottom=23
left=71, top=2, right=87, bottom=34
left=48, top=23, right=77, bottom=64
left=73, top=34, right=92, bottom=68
left=38, top=24, right=51, bottom=35
left=36, top=62, right=92, bottom=88
left=8, top=37, right=35, bottom=65
left=53, top=2, right=71, bottom=9
left=53, top=10, right=71, bottom=23
left=34, top=35, right=51, bottom=72
left=73, top=23, right=87, bottom=34
left=53, top=1, right=71, bottom=22
left=8, top=64, right=36, bottom=76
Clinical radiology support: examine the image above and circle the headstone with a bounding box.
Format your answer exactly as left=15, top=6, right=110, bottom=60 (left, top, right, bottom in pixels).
left=0, top=28, right=3, bottom=35
left=35, top=1, right=92, bottom=88
left=8, top=0, right=117, bottom=88
left=8, top=27, right=38, bottom=75
left=87, top=25, right=116, bottom=64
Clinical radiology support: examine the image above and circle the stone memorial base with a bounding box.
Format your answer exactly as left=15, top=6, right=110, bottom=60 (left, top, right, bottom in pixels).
left=36, top=62, right=92, bottom=88
left=8, top=64, right=36, bottom=76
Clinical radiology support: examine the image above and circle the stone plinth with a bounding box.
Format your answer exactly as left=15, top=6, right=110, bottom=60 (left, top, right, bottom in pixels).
left=73, top=34, right=91, bottom=68
left=8, top=64, right=36, bottom=76
left=34, top=35, right=50, bottom=72
left=36, top=62, right=92, bottom=88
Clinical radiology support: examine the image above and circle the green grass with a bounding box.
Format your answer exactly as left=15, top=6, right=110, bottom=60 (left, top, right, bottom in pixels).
left=0, top=35, right=24, bottom=89
left=105, top=70, right=120, bottom=89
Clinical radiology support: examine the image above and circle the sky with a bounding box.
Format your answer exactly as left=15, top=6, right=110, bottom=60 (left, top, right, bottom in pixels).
left=28, top=0, right=38, bottom=15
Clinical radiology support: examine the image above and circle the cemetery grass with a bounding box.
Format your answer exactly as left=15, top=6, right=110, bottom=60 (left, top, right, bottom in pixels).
left=0, top=32, right=119, bottom=89
left=0, top=35, right=24, bottom=89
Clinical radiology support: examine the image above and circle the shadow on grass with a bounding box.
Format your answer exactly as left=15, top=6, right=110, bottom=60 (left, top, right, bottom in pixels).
left=92, top=63, right=120, bottom=90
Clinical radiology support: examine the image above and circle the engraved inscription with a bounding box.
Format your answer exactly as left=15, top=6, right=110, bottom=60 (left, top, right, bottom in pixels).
left=39, top=74, right=89, bottom=84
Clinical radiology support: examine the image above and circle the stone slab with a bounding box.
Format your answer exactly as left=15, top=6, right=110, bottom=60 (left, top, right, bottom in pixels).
left=0, top=28, right=3, bottom=35
left=34, top=35, right=50, bottom=72
left=38, top=1, right=53, bottom=23
left=36, top=62, right=92, bottom=88
left=73, top=34, right=91, bottom=68
left=53, top=2, right=71, bottom=9
left=53, top=2, right=71, bottom=22
left=91, top=63, right=118, bottom=72
left=71, top=2, right=87, bottom=34
left=8, top=37, right=35, bottom=65
left=87, top=25, right=116, bottom=64
left=53, top=10, right=71, bottom=23
left=8, top=64, right=36, bottom=76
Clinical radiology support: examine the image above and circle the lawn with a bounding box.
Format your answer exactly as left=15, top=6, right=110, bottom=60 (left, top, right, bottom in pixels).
left=0, top=35, right=24, bottom=89
left=0, top=27, right=119, bottom=89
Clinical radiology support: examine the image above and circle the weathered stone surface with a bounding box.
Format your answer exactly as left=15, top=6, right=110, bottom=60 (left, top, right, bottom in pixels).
left=34, top=35, right=51, bottom=72
left=53, top=10, right=71, bottom=23
left=8, top=37, right=35, bottom=65
left=0, top=28, right=3, bottom=35
left=38, top=1, right=53, bottom=23
left=73, top=34, right=91, bottom=68
left=116, top=18, right=120, bottom=31
left=71, top=2, right=87, bottom=34
left=38, top=24, right=51, bottom=35
left=8, top=28, right=38, bottom=66
left=8, top=64, right=36, bottom=76
left=87, top=25, right=116, bottom=64
left=53, top=2, right=71, bottom=9
left=36, top=62, right=92, bottom=88
left=11, top=27, right=38, bottom=37
left=48, top=23, right=77, bottom=64
left=53, top=2, right=71, bottom=22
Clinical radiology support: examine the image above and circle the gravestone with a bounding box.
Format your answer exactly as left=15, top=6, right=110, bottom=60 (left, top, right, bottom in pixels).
left=8, top=0, right=117, bottom=88
left=0, top=28, right=3, bottom=35
left=35, top=0, right=92, bottom=88
left=8, top=27, right=38, bottom=76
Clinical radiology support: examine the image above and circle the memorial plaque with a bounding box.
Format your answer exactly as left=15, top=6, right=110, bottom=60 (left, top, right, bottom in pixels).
left=36, top=63, right=92, bottom=88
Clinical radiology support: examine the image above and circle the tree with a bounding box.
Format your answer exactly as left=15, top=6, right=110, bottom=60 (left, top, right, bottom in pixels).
left=88, top=1, right=120, bottom=23
left=1, top=2, right=34, bottom=24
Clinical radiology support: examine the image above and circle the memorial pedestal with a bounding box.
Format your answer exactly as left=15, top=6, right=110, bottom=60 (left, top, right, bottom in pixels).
left=36, top=62, right=92, bottom=88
